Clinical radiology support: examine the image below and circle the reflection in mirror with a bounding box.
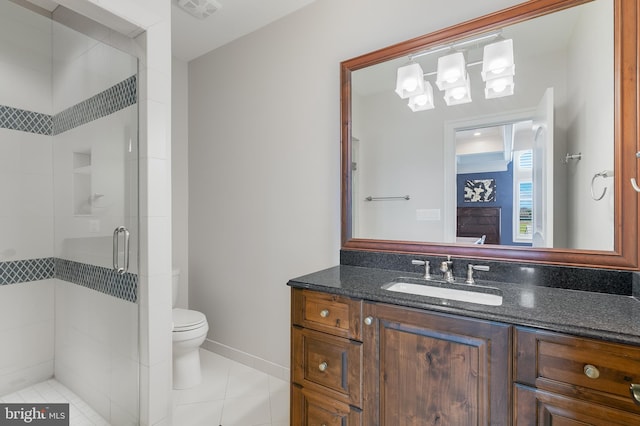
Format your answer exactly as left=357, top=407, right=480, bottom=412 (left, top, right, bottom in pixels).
left=350, top=0, right=614, bottom=251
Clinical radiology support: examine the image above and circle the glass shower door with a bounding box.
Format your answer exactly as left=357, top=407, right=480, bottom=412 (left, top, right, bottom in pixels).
left=51, top=19, right=140, bottom=425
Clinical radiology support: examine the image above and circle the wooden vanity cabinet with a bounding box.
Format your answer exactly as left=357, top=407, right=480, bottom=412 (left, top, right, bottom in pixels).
left=291, top=288, right=511, bottom=425
left=513, top=327, right=640, bottom=425
left=362, top=301, right=511, bottom=425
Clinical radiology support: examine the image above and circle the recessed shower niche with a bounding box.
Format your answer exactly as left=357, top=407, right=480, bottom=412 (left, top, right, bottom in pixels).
left=72, top=150, right=92, bottom=215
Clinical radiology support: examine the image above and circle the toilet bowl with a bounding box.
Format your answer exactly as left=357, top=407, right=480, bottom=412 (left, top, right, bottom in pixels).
left=172, top=269, right=209, bottom=389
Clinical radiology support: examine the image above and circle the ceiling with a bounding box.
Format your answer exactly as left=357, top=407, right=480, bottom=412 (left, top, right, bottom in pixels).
left=22, top=0, right=316, bottom=62
left=171, top=0, right=316, bottom=62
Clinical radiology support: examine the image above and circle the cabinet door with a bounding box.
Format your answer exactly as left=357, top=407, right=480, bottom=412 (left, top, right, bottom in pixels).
left=362, top=302, right=511, bottom=426
left=514, top=384, right=640, bottom=425
left=292, top=385, right=362, bottom=426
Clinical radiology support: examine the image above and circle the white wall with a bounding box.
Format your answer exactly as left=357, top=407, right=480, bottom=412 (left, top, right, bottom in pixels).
left=172, top=57, right=189, bottom=309
left=188, top=0, right=524, bottom=375
left=566, top=0, right=614, bottom=250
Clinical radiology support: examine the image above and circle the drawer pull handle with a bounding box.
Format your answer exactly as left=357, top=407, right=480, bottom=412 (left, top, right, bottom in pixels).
left=364, top=316, right=373, bottom=326
left=319, top=361, right=328, bottom=372
left=320, top=309, right=330, bottom=318
left=584, top=364, right=600, bottom=379
left=630, top=384, right=640, bottom=405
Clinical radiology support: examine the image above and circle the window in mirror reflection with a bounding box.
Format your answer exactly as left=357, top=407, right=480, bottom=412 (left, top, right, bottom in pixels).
left=350, top=0, right=614, bottom=251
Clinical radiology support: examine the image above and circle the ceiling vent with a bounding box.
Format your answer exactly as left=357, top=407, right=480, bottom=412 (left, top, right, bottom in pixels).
left=177, top=0, right=222, bottom=19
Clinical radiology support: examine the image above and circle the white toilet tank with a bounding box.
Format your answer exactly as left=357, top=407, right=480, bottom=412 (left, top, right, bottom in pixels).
left=172, top=268, right=180, bottom=308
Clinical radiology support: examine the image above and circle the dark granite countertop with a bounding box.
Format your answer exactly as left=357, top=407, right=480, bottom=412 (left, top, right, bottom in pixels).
left=287, top=265, right=640, bottom=346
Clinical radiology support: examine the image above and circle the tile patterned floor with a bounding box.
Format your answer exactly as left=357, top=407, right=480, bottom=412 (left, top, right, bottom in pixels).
left=173, top=349, right=289, bottom=426
left=0, top=349, right=289, bottom=426
left=0, top=379, right=109, bottom=426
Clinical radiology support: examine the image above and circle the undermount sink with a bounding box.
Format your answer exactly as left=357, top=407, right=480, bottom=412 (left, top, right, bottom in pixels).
left=382, top=281, right=503, bottom=306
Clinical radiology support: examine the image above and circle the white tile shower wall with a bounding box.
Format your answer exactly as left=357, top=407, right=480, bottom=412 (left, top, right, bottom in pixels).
left=0, top=129, right=54, bottom=262
left=0, top=1, right=52, bottom=114
left=0, top=2, right=55, bottom=264
left=54, top=279, right=139, bottom=424
left=52, top=105, right=138, bottom=271
left=0, top=280, right=54, bottom=396
left=52, top=21, right=137, bottom=113
left=0, top=1, right=56, bottom=400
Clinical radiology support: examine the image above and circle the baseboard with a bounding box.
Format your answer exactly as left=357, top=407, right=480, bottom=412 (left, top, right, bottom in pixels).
left=201, top=339, right=290, bottom=382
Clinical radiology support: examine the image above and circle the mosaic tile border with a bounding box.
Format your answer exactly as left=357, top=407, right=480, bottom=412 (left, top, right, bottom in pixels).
left=0, top=106, right=52, bottom=135
left=54, top=258, right=137, bottom=303
left=0, top=75, right=136, bottom=136
left=0, top=257, right=55, bottom=285
left=0, top=257, right=137, bottom=303
left=52, top=75, right=137, bottom=135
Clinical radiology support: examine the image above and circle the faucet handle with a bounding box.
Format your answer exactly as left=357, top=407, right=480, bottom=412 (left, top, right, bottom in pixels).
left=412, top=259, right=431, bottom=279
left=466, top=264, right=490, bottom=284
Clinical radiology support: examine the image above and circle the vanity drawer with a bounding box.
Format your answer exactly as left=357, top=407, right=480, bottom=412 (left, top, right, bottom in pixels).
left=515, top=327, right=640, bottom=413
left=292, top=385, right=362, bottom=426
left=292, top=288, right=362, bottom=340
left=292, top=327, right=362, bottom=406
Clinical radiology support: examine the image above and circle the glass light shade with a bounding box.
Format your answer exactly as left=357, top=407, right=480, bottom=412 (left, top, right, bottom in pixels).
left=481, top=39, right=515, bottom=81
left=435, top=52, right=467, bottom=90
left=408, top=82, right=435, bottom=111
left=485, top=76, right=515, bottom=98
left=443, top=75, right=472, bottom=105
left=395, top=63, right=426, bottom=99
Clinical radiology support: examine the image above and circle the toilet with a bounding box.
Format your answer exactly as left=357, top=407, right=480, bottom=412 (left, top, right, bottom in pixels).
left=172, top=268, right=209, bottom=389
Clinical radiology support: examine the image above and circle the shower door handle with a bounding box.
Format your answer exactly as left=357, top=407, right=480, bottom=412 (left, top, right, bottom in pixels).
left=112, top=226, right=130, bottom=274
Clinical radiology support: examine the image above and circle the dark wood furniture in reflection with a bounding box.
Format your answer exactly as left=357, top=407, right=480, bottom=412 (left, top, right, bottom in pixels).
left=457, top=207, right=501, bottom=245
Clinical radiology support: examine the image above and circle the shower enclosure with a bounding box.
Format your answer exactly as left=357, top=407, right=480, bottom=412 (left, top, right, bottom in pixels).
left=0, top=1, right=140, bottom=424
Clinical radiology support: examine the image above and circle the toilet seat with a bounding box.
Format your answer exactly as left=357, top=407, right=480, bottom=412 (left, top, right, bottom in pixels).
left=173, top=308, right=207, bottom=332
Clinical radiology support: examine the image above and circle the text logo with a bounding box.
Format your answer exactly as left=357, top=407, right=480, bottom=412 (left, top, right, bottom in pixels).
left=0, top=404, right=69, bottom=426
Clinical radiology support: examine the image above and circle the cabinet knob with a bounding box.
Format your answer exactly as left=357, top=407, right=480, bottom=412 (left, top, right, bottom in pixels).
left=320, top=309, right=329, bottom=318
left=584, top=364, right=600, bottom=379
left=364, top=316, right=373, bottom=326
left=318, top=361, right=328, bottom=372
left=630, top=384, right=640, bottom=405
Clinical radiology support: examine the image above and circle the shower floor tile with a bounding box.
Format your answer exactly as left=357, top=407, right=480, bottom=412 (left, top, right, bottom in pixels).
left=0, top=379, right=109, bottom=425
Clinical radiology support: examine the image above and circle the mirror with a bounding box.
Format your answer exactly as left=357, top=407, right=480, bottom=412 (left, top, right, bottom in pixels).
left=341, top=0, right=638, bottom=269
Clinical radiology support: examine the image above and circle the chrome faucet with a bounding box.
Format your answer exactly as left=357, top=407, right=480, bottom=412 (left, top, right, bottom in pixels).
left=465, top=264, right=490, bottom=284
left=440, top=256, right=454, bottom=282
left=411, top=259, right=431, bottom=279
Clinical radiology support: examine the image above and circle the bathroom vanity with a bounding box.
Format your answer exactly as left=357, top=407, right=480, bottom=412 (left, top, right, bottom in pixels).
left=291, top=0, right=640, bottom=423
left=288, top=264, right=640, bottom=425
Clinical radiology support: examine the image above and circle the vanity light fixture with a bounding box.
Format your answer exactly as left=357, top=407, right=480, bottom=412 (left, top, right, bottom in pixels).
left=395, top=34, right=515, bottom=111
left=395, top=62, right=426, bottom=99
left=485, top=75, right=515, bottom=98
left=408, top=81, right=435, bottom=111
left=481, top=38, right=515, bottom=80
left=443, top=75, right=472, bottom=105
left=482, top=38, right=515, bottom=97
left=436, top=52, right=472, bottom=106
left=435, top=52, right=468, bottom=91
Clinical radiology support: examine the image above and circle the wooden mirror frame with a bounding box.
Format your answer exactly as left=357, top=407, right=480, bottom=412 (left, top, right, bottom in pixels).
left=341, top=0, right=639, bottom=270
